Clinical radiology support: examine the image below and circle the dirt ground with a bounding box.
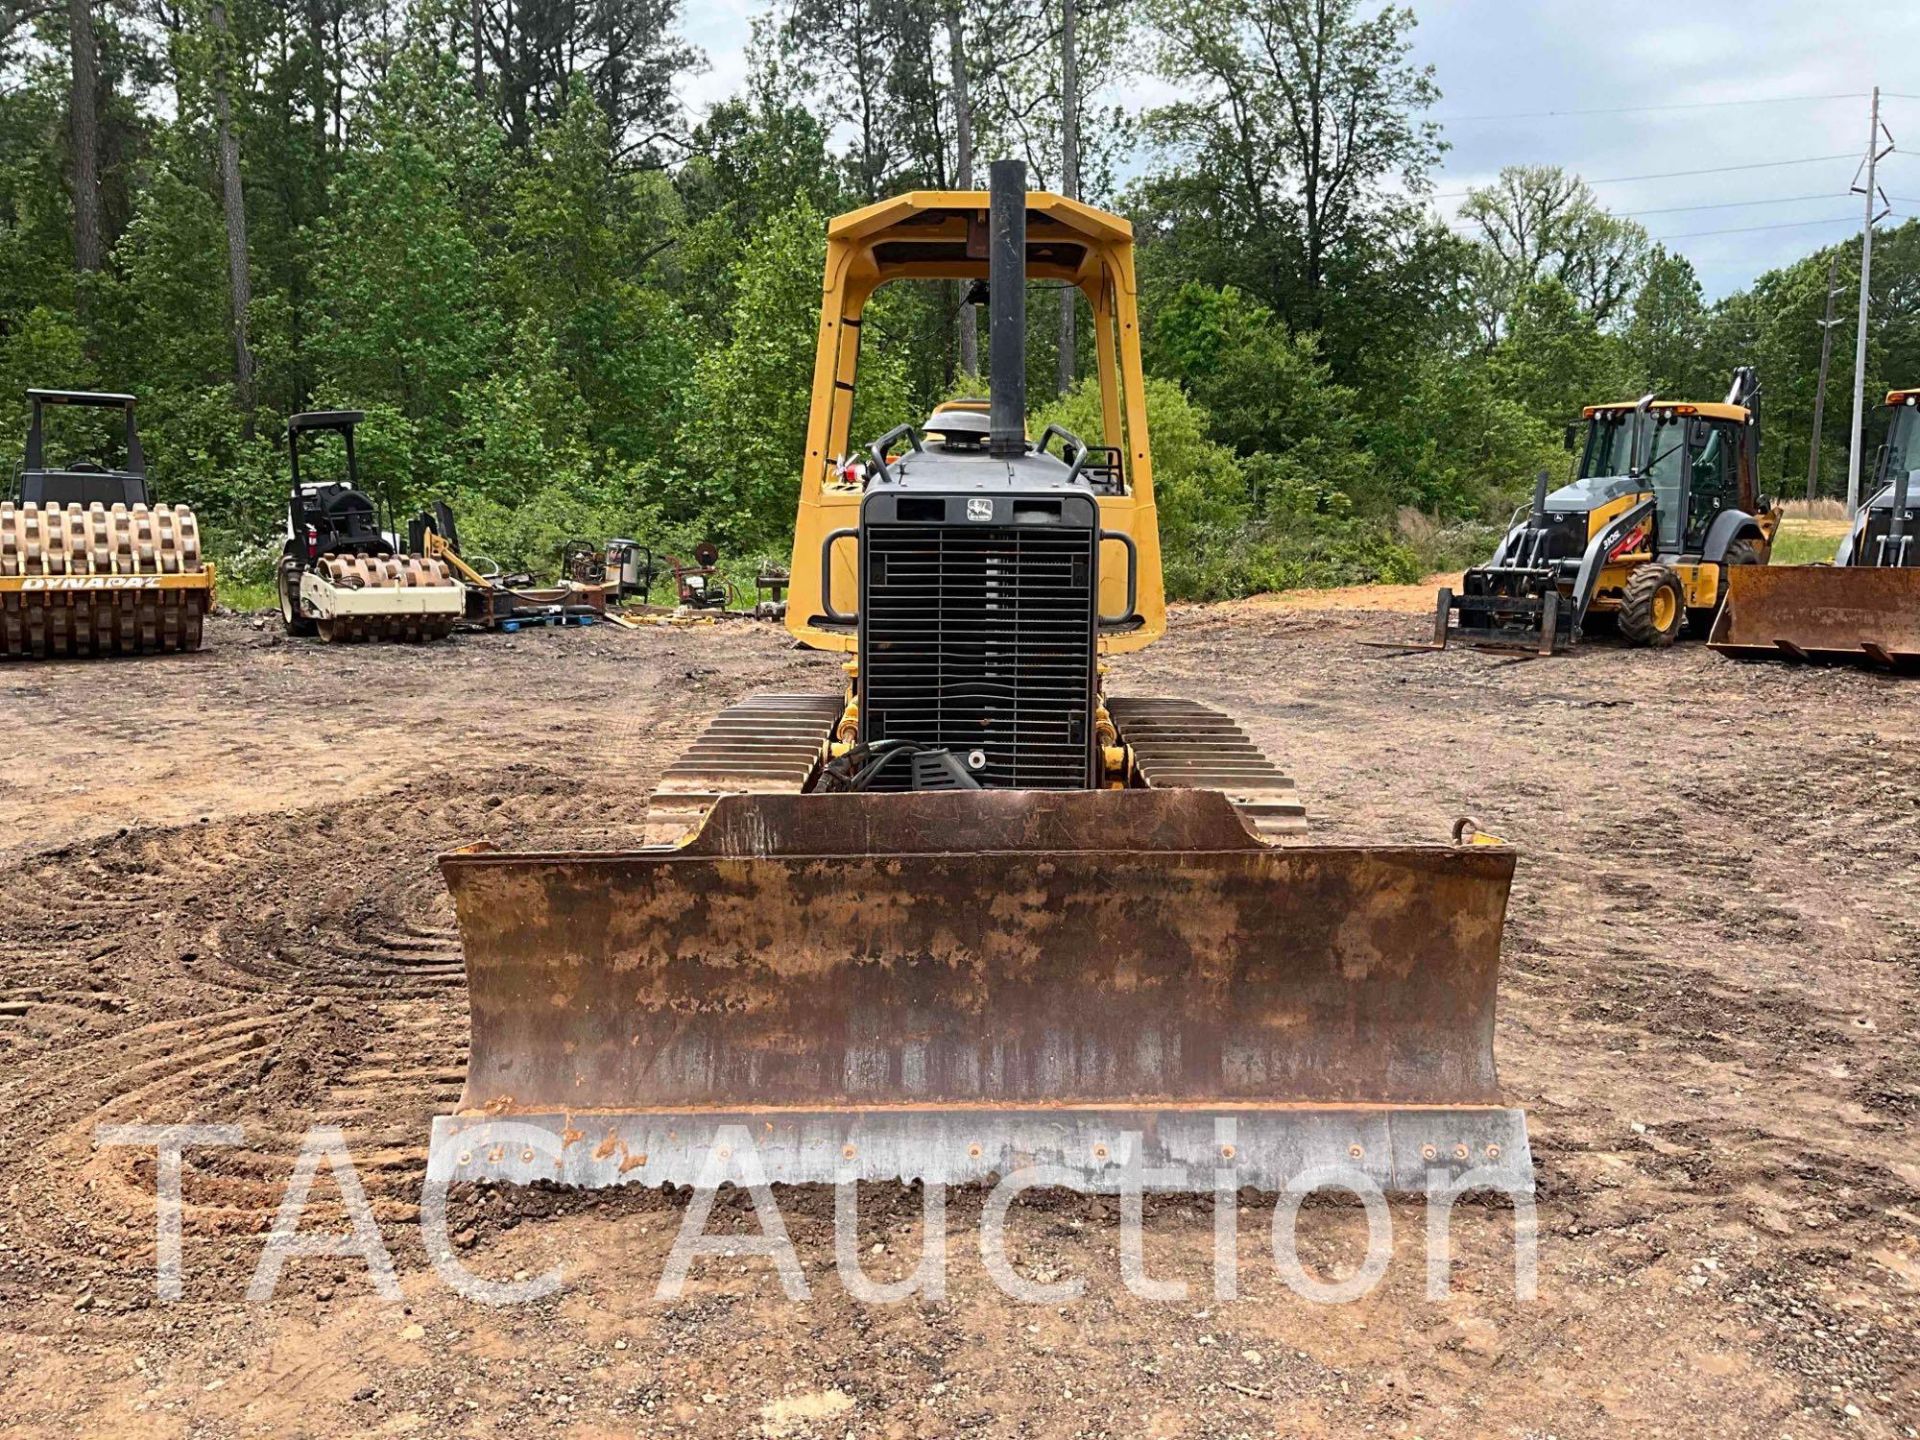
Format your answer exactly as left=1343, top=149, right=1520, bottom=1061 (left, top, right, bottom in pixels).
left=1, top=598, right=1916, bottom=1440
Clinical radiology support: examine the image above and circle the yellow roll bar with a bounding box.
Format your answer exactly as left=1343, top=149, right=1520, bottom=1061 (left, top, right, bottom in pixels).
left=784, top=189, right=1167, bottom=654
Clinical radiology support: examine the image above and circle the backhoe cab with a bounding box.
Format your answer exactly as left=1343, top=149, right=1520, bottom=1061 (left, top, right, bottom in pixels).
left=1432, top=368, right=1779, bottom=654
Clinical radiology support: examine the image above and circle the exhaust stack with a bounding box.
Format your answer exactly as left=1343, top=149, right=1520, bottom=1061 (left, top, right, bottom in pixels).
left=988, top=159, right=1027, bottom=460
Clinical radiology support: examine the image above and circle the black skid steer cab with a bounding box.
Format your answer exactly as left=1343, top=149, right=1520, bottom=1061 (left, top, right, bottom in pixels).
left=1421, top=368, right=1780, bottom=656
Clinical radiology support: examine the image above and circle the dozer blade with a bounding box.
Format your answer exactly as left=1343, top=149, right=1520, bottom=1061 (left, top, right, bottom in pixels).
left=430, top=788, right=1530, bottom=1194
left=1709, top=563, right=1920, bottom=668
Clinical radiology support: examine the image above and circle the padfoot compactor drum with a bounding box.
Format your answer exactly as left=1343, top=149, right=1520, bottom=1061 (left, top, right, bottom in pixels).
left=1710, top=388, right=1920, bottom=668
left=276, top=411, right=463, bottom=642
left=428, top=164, right=1533, bottom=1196
left=1, top=389, right=214, bottom=658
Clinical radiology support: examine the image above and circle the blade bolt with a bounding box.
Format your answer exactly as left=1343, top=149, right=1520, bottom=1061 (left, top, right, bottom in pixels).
left=1452, top=1144, right=1469, bottom=1161
left=1486, top=1144, right=1502, bottom=1160
left=1348, top=1144, right=1365, bottom=1161
left=1420, top=1144, right=1438, bottom=1162
left=521, top=1149, right=535, bottom=1163
left=456, top=1151, right=472, bottom=1166
left=1219, top=1144, right=1236, bottom=1161
left=967, top=1144, right=983, bottom=1160
left=1093, top=1144, right=1110, bottom=1161
left=842, top=1145, right=858, bottom=1159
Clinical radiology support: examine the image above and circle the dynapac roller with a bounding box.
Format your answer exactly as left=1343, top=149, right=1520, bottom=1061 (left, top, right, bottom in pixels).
left=430, top=163, right=1533, bottom=1194
left=1, top=389, right=214, bottom=657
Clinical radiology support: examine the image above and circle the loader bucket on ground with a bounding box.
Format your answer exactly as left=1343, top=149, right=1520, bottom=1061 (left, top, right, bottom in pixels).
left=1709, top=563, right=1920, bottom=668
left=430, top=789, right=1531, bottom=1194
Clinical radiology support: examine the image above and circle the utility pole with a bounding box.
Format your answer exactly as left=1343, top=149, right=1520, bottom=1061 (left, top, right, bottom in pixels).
left=1807, top=252, right=1842, bottom=503
left=1845, top=86, right=1893, bottom=515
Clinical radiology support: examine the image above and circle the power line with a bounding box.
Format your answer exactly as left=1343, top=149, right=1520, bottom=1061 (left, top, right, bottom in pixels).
left=1432, top=153, right=1857, bottom=200
left=1615, top=192, right=1848, bottom=218
left=1433, top=92, right=1865, bottom=124
left=1650, top=215, right=1865, bottom=241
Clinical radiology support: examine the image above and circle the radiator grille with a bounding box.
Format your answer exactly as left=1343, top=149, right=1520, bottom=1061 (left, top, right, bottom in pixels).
left=861, top=523, right=1096, bottom=789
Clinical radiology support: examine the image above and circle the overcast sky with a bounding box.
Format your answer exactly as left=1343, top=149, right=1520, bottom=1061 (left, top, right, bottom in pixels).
left=673, top=0, right=1920, bottom=301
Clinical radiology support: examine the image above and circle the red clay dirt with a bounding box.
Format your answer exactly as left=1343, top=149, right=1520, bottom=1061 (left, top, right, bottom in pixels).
left=0, top=601, right=1914, bottom=1439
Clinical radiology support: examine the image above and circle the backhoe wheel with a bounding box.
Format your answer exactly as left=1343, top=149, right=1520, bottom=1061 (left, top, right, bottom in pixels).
left=1619, top=563, right=1686, bottom=648
left=279, top=559, right=317, bottom=637
left=1692, top=536, right=1766, bottom=635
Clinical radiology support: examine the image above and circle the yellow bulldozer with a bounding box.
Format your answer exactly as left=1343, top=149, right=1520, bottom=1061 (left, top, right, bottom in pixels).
left=1709, top=388, right=1919, bottom=667
left=427, top=163, right=1532, bottom=1195
left=1, top=389, right=215, bottom=657
left=1423, top=371, right=1779, bottom=655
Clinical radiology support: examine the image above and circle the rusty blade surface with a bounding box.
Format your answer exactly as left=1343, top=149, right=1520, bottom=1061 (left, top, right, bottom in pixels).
left=1710, top=564, right=1920, bottom=667
left=441, top=790, right=1514, bottom=1135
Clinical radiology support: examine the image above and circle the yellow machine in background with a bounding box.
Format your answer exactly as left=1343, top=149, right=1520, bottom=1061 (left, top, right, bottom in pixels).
left=1, top=389, right=214, bottom=658
left=1711, top=388, right=1920, bottom=667
left=428, top=162, right=1532, bottom=1197
left=1427, top=370, right=1779, bottom=654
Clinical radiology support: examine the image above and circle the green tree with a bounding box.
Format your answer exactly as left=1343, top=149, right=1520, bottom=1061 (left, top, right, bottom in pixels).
left=308, top=60, right=503, bottom=496
left=675, top=198, right=910, bottom=546
left=1490, top=278, right=1629, bottom=427
left=1140, top=0, right=1442, bottom=339
left=1460, top=165, right=1650, bottom=342
left=1625, top=246, right=1710, bottom=397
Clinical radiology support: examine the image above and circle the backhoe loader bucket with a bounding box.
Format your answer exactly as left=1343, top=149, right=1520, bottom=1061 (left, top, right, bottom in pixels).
left=1709, top=563, right=1920, bottom=668
left=429, top=789, right=1531, bottom=1195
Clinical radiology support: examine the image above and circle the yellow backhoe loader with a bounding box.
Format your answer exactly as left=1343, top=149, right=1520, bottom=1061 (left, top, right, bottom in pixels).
left=1420, top=372, right=1778, bottom=655
left=1709, top=388, right=1920, bottom=667
left=428, top=164, right=1532, bottom=1195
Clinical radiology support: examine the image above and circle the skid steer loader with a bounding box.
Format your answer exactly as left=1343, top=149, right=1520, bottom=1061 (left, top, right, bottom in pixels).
left=276, top=411, right=464, bottom=642
left=1709, top=388, right=1920, bottom=667
left=1420, top=371, right=1779, bottom=655
left=428, top=163, right=1532, bottom=1195
left=1, top=389, right=215, bottom=657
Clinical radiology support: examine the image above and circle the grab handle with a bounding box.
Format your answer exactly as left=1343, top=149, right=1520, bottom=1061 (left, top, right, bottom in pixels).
left=1099, top=530, right=1139, bottom=627
left=820, top=527, right=859, bottom=623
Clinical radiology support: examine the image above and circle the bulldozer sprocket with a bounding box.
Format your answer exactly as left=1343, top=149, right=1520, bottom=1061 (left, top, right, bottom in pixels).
left=431, top=786, right=1531, bottom=1195
left=0, top=501, right=212, bottom=658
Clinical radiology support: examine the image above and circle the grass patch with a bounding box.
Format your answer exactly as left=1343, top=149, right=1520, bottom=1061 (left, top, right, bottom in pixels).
left=219, top=578, right=277, bottom=613
left=1771, top=518, right=1845, bottom=567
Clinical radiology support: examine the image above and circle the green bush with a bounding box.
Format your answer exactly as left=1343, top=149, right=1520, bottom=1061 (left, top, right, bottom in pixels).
left=1032, top=373, right=1425, bottom=599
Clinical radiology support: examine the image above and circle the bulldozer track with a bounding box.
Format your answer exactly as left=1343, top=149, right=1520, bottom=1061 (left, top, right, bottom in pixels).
left=639, top=692, right=841, bottom=844
left=1108, top=695, right=1308, bottom=837
left=634, top=693, right=1308, bottom=841
left=0, top=501, right=211, bottom=657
